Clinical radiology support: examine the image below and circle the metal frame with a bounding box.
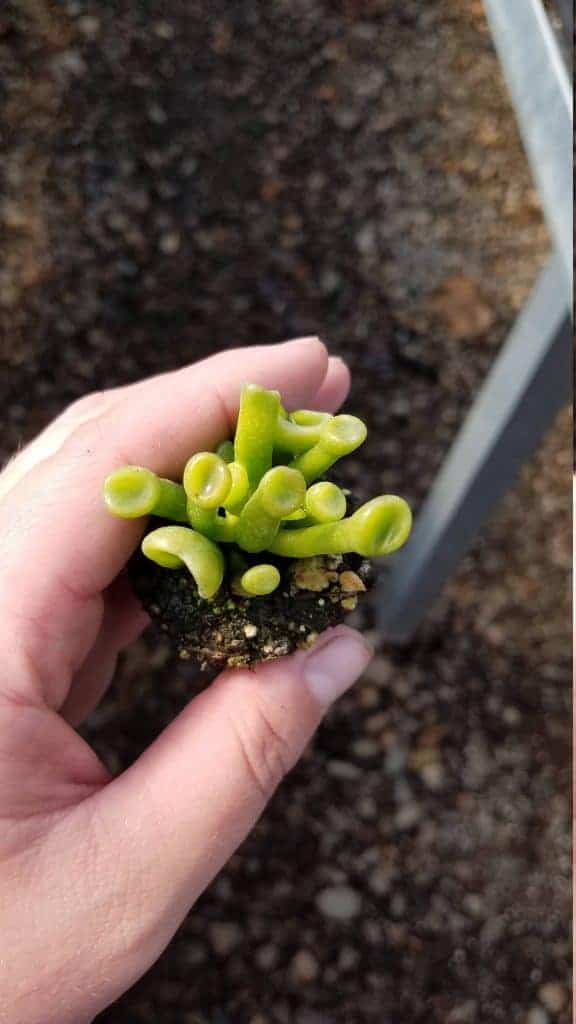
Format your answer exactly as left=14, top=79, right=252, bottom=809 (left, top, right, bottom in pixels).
left=483, top=0, right=572, bottom=298
left=379, top=256, right=572, bottom=642
left=379, top=0, right=573, bottom=643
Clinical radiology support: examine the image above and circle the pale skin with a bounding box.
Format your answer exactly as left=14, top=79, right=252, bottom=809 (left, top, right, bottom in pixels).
left=0, top=338, right=373, bottom=1024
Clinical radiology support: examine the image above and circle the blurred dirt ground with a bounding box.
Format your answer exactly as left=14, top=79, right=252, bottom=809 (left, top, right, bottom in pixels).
left=0, top=1, right=571, bottom=1022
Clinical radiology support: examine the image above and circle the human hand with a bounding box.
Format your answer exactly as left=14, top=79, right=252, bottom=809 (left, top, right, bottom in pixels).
left=0, top=338, right=373, bottom=1024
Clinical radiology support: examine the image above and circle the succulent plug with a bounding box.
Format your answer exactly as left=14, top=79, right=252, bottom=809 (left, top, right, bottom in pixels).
left=103, top=383, right=412, bottom=620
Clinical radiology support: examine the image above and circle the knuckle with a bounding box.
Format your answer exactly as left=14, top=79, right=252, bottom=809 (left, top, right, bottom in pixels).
left=61, top=390, right=109, bottom=420
left=232, top=697, right=293, bottom=801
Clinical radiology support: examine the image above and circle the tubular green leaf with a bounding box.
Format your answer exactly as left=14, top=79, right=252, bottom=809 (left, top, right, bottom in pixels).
left=183, top=453, right=232, bottom=510
left=274, top=414, right=332, bottom=454
left=235, top=564, right=281, bottom=597
left=236, top=466, right=307, bottom=553
left=289, top=415, right=368, bottom=482
left=305, top=481, right=347, bottom=523
left=290, top=410, right=332, bottom=427
left=141, top=525, right=225, bottom=599
left=103, top=466, right=188, bottom=521
left=270, top=495, right=412, bottom=558
left=282, top=508, right=308, bottom=522
left=223, top=462, right=250, bottom=513
left=234, top=383, right=281, bottom=489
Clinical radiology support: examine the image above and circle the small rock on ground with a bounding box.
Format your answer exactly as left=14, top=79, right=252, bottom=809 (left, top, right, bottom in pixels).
left=538, top=982, right=568, bottom=1014
left=525, top=1009, right=550, bottom=1024
left=290, top=949, right=319, bottom=984
left=208, top=922, right=242, bottom=956
left=316, top=886, right=362, bottom=921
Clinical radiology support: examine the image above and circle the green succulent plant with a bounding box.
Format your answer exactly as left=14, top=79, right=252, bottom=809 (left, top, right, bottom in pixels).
left=103, top=383, right=412, bottom=600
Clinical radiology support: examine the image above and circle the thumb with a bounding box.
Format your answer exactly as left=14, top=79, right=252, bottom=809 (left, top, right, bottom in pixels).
left=87, top=625, right=371, bottom=968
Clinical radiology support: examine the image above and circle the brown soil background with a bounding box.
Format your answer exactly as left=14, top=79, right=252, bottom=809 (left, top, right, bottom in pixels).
left=0, top=2, right=571, bottom=1022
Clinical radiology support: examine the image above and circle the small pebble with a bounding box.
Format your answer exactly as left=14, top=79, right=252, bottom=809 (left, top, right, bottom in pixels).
left=147, top=102, right=168, bottom=124
left=352, top=738, right=380, bottom=758
left=363, top=656, right=394, bottom=687
left=538, top=982, right=567, bottom=1013
left=368, top=867, right=394, bottom=895
left=358, top=796, right=377, bottom=820
left=365, top=712, right=388, bottom=734
left=290, top=949, right=319, bottom=984
left=525, top=1010, right=549, bottom=1024
left=463, top=893, right=485, bottom=918
left=355, top=223, right=378, bottom=255
left=256, top=943, right=278, bottom=970
left=339, top=570, right=366, bottom=593
left=78, top=15, right=100, bottom=37
left=419, top=760, right=446, bottom=791
left=502, top=705, right=522, bottom=725
left=390, top=892, right=406, bottom=918
left=153, top=19, right=176, bottom=39
left=385, top=744, right=407, bottom=776
left=394, top=803, right=422, bottom=831
left=447, top=1002, right=477, bottom=1023
left=316, top=885, right=362, bottom=921
left=159, top=231, right=181, bottom=254
left=208, top=922, right=242, bottom=956
left=243, top=623, right=258, bottom=639
left=358, top=685, right=380, bottom=708
left=409, top=746, right=439, bottom=770
left=326, top=759, right=361, bottom=780
left=54, top=51, right=86, bottom=76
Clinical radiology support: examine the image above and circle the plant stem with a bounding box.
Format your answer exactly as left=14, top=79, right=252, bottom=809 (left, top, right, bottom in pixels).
left=236, top=466, right=306, bottom=553
left=234, top=383, right=281, bottom=489
left=186, top=502, right=238, bottom=543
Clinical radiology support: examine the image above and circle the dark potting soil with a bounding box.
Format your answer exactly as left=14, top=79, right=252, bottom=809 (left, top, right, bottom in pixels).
left=130, top=549, right=373, bottom=670
left=0, top=1, right=570, bottom=1022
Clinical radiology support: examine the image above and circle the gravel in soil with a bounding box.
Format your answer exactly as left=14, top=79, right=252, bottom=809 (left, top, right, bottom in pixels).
left=0, top=1, right=570, bottom=1022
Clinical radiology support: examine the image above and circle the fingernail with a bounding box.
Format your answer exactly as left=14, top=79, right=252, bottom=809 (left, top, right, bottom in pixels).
left=303, top=629, right=373, bottom=706
left=282, top=336, right=322, bottom=347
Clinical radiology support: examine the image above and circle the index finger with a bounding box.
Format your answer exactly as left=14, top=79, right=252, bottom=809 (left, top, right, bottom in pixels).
left=1, top=337, right=342, bottom=589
